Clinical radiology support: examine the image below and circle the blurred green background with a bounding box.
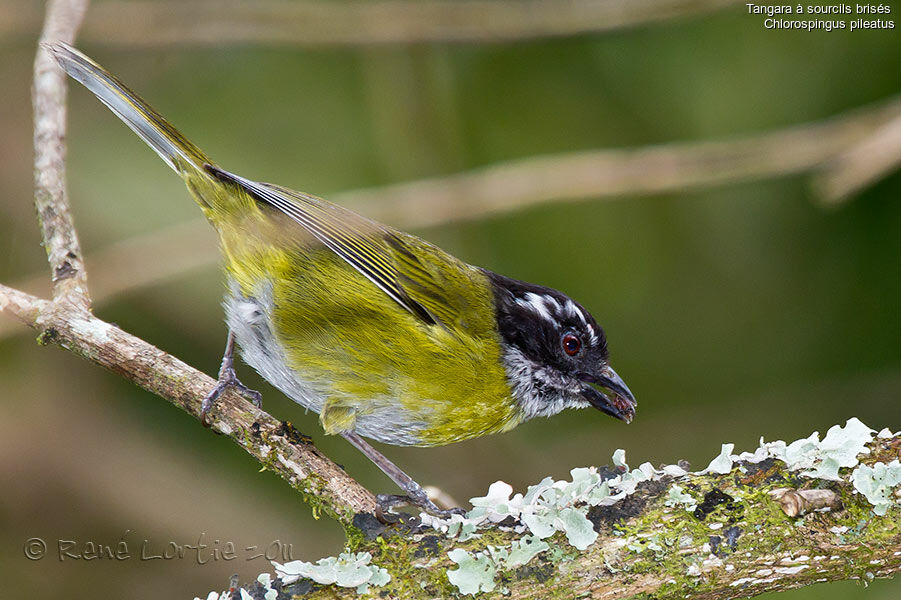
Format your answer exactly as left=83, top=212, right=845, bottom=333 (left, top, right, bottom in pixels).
left=1, top=2, right=899, bottom=598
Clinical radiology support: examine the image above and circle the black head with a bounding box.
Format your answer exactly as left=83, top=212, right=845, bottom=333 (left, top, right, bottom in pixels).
left=484, top=270, right=636, bottom=424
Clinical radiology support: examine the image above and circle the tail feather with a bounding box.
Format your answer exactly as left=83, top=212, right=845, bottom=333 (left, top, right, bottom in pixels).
left=45, top=42, right=211, bottom=175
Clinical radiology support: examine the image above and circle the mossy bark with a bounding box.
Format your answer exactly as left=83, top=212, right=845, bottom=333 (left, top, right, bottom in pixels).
left=299, top=435, right=900, bottom=599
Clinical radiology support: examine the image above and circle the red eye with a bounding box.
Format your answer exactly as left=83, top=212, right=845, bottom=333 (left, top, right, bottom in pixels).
left=562, top=333, right=581, bottom=356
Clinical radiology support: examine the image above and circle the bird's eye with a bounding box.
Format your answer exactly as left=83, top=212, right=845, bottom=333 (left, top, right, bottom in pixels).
left=562, top=333, right=581, bottom=356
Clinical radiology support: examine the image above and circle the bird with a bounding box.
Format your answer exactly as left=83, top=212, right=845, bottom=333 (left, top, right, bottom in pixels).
left=47, top=42, right=636, bottom=516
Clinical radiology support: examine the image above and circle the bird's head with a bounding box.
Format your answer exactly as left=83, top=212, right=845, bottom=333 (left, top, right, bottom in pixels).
left=485, top=271, right=636, bottom=424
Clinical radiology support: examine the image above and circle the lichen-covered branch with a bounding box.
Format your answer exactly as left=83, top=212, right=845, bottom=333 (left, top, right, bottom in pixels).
left=11, top=4, right=901, bottom=599
left=234, top=423, right=900, bottom=599
left=4, top=0, right=743, bottom=47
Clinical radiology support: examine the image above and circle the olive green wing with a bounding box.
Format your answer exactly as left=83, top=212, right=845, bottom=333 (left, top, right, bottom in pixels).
left=208, top=166, right=479, bottom=332
left=381, top=232, right=488, bottom=332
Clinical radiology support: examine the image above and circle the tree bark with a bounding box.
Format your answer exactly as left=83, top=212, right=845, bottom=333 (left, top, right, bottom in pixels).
left=267, top=434, right=901, bottom=599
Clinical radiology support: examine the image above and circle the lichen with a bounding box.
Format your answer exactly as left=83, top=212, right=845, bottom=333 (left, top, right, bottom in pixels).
left=446, top=548, right=497, bottom=595
left=427, top=417, right=891, bottom=595
left=195, top=418, right=897, bottom=598
left=445, top=535, right=551, bottom=596
left=851, top=460, right=901, bottom=515
left=665, top=484, right=698, bottom=512
left=734, top=418, right=875, bottom=481
left=273, top=551, right=391, bottom=594
left=705, top=444, right=735, bottom=474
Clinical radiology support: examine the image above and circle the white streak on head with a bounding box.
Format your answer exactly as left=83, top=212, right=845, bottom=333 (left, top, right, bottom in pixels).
left=542, top=294, right=562, bottom=316
left=516, top=292, right=554, bottom=322
left=565, top=299, right=587, bottom=325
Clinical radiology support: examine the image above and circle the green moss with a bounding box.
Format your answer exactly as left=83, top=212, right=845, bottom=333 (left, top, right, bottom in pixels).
left=35, top=327, right=59, bottom=346
left=343, top=523, right=367, bottom=552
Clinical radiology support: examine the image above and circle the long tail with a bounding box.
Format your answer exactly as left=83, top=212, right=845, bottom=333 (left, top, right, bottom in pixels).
left=45, top=42, right=211, bottom=175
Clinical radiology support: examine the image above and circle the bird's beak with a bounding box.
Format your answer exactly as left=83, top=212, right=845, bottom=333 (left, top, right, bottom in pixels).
left=578, top=365, right=637, bottom=424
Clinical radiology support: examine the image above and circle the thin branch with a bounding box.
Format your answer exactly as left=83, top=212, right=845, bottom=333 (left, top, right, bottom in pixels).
left=0, top=284, right=46, bottom=328
left=6, top=7, right=901, bottom=599
left=814, top=111, right=901, bottom=205
left=0, top=283, right=377, bottom=523
left=3, top=0, right=743, bottom=47
left=33, top=0, right=90, bottom=311
left=337, top=95, right=901, bottom=229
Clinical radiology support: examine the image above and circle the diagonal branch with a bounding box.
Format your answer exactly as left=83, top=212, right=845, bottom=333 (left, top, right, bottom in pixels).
left=814, top=110, right=901, bottom=205
left=336, top=95, right=901, bottom=229
left=0, top=283, right=377, bottom=524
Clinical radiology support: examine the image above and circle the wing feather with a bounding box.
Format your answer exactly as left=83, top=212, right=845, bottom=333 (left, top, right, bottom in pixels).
left=207, top=166, right=439, bottom=326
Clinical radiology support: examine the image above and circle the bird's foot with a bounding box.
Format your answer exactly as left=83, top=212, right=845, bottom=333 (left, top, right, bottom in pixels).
left=376, top=492, right=466, bottom=522
left=201, top=366, right=262, bottom=427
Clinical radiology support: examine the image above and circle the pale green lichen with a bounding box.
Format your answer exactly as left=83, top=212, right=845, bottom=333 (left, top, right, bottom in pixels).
left=256, top=573, right=278, bottom=600
left=500, top=535, right=550, bottom=568
left=851, top=460, right=901, bottom=516
left=430, top=418, right=890, bottom=595
left=272, top=551, right=391, bottom=593
left=734, top=418, right=875, bottom=480
left=705, top=443, right=735, bottom=474
left=664, top=484, right=698, bottom=511
left=446, top=535, right=550, bottom=596
left=433, top=453, right=672, bottom=594
left=446, top=548, right=496, bottom=595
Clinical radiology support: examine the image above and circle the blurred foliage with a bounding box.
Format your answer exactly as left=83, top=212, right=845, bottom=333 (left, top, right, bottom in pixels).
left=1, top=4, right=899, bottom=599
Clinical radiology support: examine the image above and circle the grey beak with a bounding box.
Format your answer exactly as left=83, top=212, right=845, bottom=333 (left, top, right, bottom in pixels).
left=578, top=365, right=637, bottom=424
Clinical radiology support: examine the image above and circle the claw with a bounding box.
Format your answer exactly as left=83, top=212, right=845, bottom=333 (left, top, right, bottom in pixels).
left=201, top=368, right=262, bottom=426
left=201, top=331, right=261, bottom=427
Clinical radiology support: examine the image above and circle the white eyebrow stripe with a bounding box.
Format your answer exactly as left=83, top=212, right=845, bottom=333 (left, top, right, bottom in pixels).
left=565, top=299, right=588, bottom=325
left=543, top=295, right=562, bottom=316
left=516, top=292, right=554, bottom=322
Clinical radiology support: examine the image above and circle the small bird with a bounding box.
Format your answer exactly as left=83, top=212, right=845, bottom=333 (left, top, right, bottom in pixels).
left=48, top=43, right=636, bottom=516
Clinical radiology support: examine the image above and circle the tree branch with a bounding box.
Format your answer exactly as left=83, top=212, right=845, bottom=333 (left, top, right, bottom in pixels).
left=335, top=95, right=901, bottom=230
left=247, top=431, right=901, bottom=599
left=11, top=5, right=900, bottom=599
left=814, top=110, right=901, bottom=206
left=4, top=0, right=743, bottom=47
left=0, top=282, right=377, bottom=524
left=33, top=0, right=90, bottom=311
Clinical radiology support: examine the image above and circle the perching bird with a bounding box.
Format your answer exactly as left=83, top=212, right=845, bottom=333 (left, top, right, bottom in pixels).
left=48, top=43, right=636, bottom=516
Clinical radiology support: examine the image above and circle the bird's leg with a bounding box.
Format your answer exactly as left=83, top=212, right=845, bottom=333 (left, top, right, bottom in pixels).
left=340, top=432, right=466, bottom=518
left=201, top=330, right=262, bottom=426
